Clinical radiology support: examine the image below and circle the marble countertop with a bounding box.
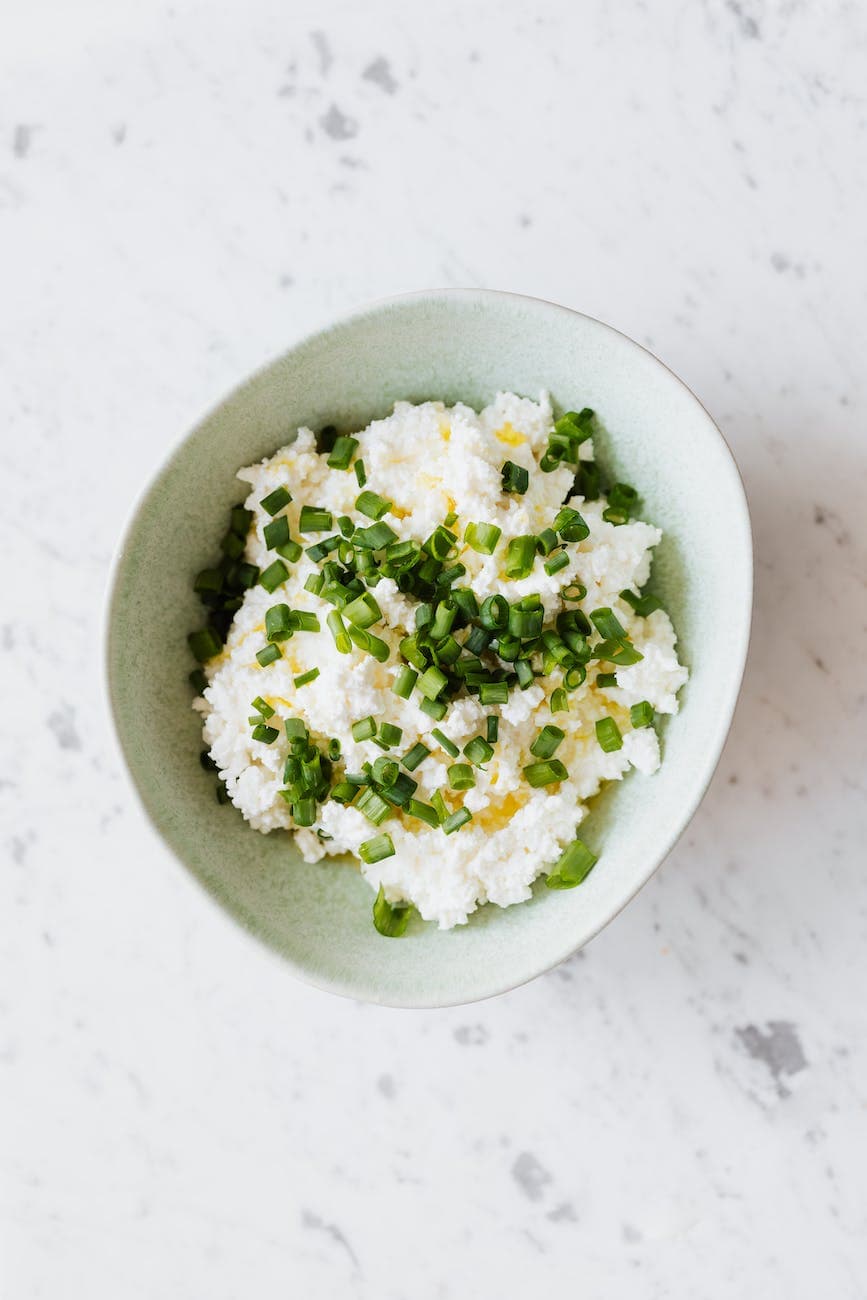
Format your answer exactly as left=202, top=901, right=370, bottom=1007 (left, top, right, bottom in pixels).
left=3, top=2, right=866, bottom=1295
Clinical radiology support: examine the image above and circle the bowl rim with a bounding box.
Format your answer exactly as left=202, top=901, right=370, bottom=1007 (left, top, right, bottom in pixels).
left=104, top=287, right=753, bottom=1007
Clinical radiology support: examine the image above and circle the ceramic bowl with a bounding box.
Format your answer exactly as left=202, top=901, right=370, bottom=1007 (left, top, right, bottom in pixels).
left=106, top=289, right=752, bottom=1007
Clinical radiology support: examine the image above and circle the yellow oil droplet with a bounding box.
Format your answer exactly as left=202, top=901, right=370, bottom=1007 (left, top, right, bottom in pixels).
left=474, top=789, right=529, bottom=831
left=441, top=425, right=452, bottom=442
left=391, top=505, right=409, bottom=519
left=495, top=422, right=527, bottom=447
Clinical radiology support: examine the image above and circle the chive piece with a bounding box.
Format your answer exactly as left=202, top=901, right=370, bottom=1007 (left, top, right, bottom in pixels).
left=328, top=737, right=342, bottom=761
left=418, top=665, right=448, bottom=700
left=220, top=530, right=245, bottom=559
left=505, top=536, right=537, bottom=579
left=276, top=540, right=303, bottom=564
left=260, top=486, right=292, bottom=516
left=305, top=537, right=341, bottom=562
left=294, top=668, right=319, bottom=688
left=464, top=625, right=491, bottom=656
left=299, top=506, right=333, bottom=533
left=602, top=482, right=639, bottom=526
left=380, top=722, right=403, bottom=748
left=344, top=591, right=382, bottom=628
left=356, top=490, right=391, bottom=520
left=515, top=658, right=535, bottom=689
left=478, top=680, right=509, bottom=706
left=406, top=798, right=439, bottom=827
left=620, top=588, right=663, bottom=617
left=354, top=459, right=367, bottom=487
left=553, top=506, right=590, bottom=542
left=347, top=625, right=390, bottom=662
left=595, top=717, right=623, bottom=752
left=356, top=787, right=392, bottom=825
left=544, top=550, right=569, bottom=577
left=442, top=510, right=458, bottom=528
left=545, top=838, right=598, bottom=889
left=486, top=714, right=499, bottom=744
left=402, top=742, right=430, bottom=772
left=189, top=668, right=208, bottom=693
left=230, top=505, right=254, bottom=535
left=564, top=664, right=587, bottom=689
left=530, top=724, right=565, bottom=759
left=424, top=524, right=458, bottom=561
left=372, top=883, right=410, bottom=936
left=593, top=639, right=643, bottom=666
left=188, top=627, right=222, bottom=662
left=420, top=697, right=447, bottom=721
left=194, top=568, right=223, bottom=596
left=290, top=610, right=320, bottom=634
left=399, top=634, right=428, bottom=670
left=630, top=701, right=654, bottom=728
left=263, top=515, right=291, bottom=550
left=463, top=736, right=494, bottom=767
left=430, top=789, right=449, bottom=824
left=327, top=609, right=351, bottom=653
left=252, top=723, right=279, bottom=744
left=256, top=643, right=281, bottom=667
left=251, top=696, right=274, bottom=719
left=448, top=763, right=475, bottom=791
left=550, top=687, right=569, bottom=712
left=330, top=781, right=358, bottom=805
left=464, top=521, right=502, bottom=555
left=380, top=772, right=417, bottom=808
left=265, top=603, right=293, bottom=642
left=260, top=560, right=289, bottom=593
left=392, top=665, right=418, bottom=699
left=443, top=807, right=473, bottom=835
left=523, top=758, right=569, bottom=787
left=501, top=460, right=529, bottom=495
left=536, top=528, right=559, bottom=556
left=596, top=672, right=617, bottom=688
left=508, top=605, right=544, bottom=639
left=351, top=716, right=377, bottom=742
left=429, top=601, right=456, bottom=639
left=360, top=834, right=396, bottom=865
left=302, top=575, right=322, bottom=599
left=451, top=588, right=479, bottom=622
left=327, top=435, right=359, bottom=470
left=431, top=728, right=459, bottom=758
left=353, top=521, right=398, bottom=550
left=480, top=594, right=509, bottom=631
left=591, top=608, right=627, bottom=641
left=562, top=581, right=587, bottom=603
left=372, top=756, right=400, bottom=787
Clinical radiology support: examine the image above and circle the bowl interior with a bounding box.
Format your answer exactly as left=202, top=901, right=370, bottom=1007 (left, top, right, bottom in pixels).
left=107, top=290, right=751, bottom=1006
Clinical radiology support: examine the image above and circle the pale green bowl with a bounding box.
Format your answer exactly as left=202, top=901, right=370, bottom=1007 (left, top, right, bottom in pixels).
left=106, top=290, right=751, bottom=1007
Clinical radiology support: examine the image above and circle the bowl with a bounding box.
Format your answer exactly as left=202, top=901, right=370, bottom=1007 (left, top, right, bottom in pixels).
left=106, top=289, right=752, bottom=1007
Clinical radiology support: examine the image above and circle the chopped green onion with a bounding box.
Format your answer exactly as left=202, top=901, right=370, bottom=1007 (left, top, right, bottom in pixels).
left=252, top=723, right=279, bottom=744
left=327, top=609, right=351, bottom=654
left=343, top=591, right=382, bottom=628
left=431, top=728, right=459, bottom=758
left=478, top=680, right=509, bottom=706
left=276, top=539, right=303, bottom=563
left=356, top=788, right=392, bottom=825
left=514, top=658, right=535, bottom=689
left=372, top=883, right=410, bottom=936
left=304, top=573, right=324, bottom=596
left=360, top=834, right=396, bottom=865
left=299, top=506, right=333, bottom=533
left=251, top=696, right=274, bottom=719
left=464, top=736, right=494, bottom=767
left=495, top=633, right=521, bottom=662
left=327, top=435, right=359, bottom=470
left=564, top=664, right=587, bottom=689
left=379, top=722, right=403, bottom=748
left=353, top=521, right=398, bottom=550
left=501, top=460, right=529, bottom=495
left=230, top=505, right=254, bottom=535
left=194, top=568, right=223, bottom=596
left=431, top=789, right=449, bottom=824
left=294, top=668, right=319, bottom=688
left=523, top=758, right=569, bottom=787
left=188, top=627, right=222, bottom=662
left=591, top=608, right=626, bottom=640
left=464, top=521, right=502, bottom=555
left=545, top=838, right=597, bottom=889
left=399, top=634, right=427, bottom=670
left=392, top=665, right=418, bottom=699
left=351, top=716, right=377, bottom=743
left=508, top=605, right=544, bottom=638
left=620, top=588, right=663, bottom=617
left=596, top=672, right=617, bottom=688
left=265, top=603, right=293, bottom=642
left=380, top=772, right=417, bottom=807
left=305, top=536, right=341, bottom=563
left=436, top=563, right=466, bottom=588
left=602, top=482, right=639, bottom=527
left=480, top=594, right=509, bottom=631
left=486, top=715, right=499, bottom=744
left=505, top=536, right=537, bottom=579
left=420, top=697, right=447, bottom=721
left=535, top=528, right=559, bottom=555
left=424, top=524, right=458, bottom=561
left=330, top=781, right=358, bottom=805
left=356, top=490, right=391, bottom=520
left=220, top=530, right=245, bottom=559
left=189, top=668, right=208, bottom=693
left=256, top=643, right=281, bottom=667
left=553, top=506, right=590, bottom=542
left=372, top=756, right=399, bottom=787
left=434, top=634, right=461, bottom=665
left=260, top=560, right=289, bottom=593
left=443, top=510, right=458, bottom=527
left=406, top=798, right=439, bottom=827
left=530, top=724, right=565, bottom=758
left=443, top=807, right=473, bottom=835
left=465, top=625, right=492, bottom=656
left=551, top=687, right=569, bottom=713
left=448, top=763, right=475, bottom=790
left=354, top=458, right=367, bottom=487
left=593, top=639, right=643, bottom=666
left=401, top=742, right=430, bottom=772
left=562, top=581, right=587, bottom=602
left=630, top=700, right=654, bottom=728
left=290, top=610, right=320, bottom=633
left=429, top=602, right=457, bottom=639
left=418, top=665, right=448, bottom=700
left=263, top=515, right=291, bottom=550
left=337, top=515, right=355, bottom=538
left=293, top=796, right=316, bottom=826
left=260, top=486, right=292, bottom=516
left=347, top=624, right=390, bottom=662
left=595, top=717, right=623, bottom=752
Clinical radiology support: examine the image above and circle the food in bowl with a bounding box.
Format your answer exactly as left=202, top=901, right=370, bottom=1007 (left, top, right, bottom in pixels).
left=187, top=393, right=687, bottom=933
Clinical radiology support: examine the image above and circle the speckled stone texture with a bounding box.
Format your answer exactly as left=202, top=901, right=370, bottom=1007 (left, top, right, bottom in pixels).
left=3, top=2, right=866, bottom=1297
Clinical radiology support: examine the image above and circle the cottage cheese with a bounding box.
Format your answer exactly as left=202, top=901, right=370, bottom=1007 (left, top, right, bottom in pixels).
left=195, top=394, right=688, bottom=929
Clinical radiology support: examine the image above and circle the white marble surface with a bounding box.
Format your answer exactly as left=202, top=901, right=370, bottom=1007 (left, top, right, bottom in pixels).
left=3, top=1, right=867, bottom=1295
